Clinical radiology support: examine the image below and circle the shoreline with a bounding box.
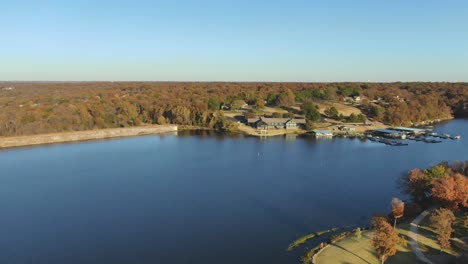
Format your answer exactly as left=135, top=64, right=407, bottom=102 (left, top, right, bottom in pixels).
left=0, top=118, right=462, bottom=148
left=0, top=125, right=178, bottom=149
left=241, top=128, right=309, bottom=137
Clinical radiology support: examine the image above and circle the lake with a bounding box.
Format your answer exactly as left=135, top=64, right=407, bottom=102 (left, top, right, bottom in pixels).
left=0, top=119, right=466, bottom=264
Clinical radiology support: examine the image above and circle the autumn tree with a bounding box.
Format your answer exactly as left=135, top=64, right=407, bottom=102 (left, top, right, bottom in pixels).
left=255, top=98, right=265, bottom=109
left=371, top=215, right=389, bottom=229
left=166, top=106, right=191, bottom=125
left=432, top=173, right=468, bottom=211
left=400, top=169, right=431, bottom=203
left=430, top=208, right=456, bottom=250
left=371, top=216, right=400, bottom=264
left=276, top=89, right=295, bottom=107
left=390, top=198, right=405, bottom=229
left=209, top=111, right=238, bottom=132
left=230, top=99, right=246, bottom=110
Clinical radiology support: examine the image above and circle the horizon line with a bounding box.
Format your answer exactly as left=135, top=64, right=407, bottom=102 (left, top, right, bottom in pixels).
left=1, top=80, right=467, bottom=84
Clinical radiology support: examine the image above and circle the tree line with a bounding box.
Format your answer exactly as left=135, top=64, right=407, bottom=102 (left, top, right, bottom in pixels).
left=0, top=82, right=466, bottom=136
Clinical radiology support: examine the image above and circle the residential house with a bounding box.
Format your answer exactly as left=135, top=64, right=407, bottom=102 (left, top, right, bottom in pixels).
left=338, top=125, right=356, bottom=132
left=248, top=117, right=306, bottom=130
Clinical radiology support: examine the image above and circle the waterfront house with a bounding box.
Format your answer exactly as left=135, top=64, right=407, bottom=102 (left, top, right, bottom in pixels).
left=312, top=130, right=333, bottom=137
left=248, top=117, right=306, bottom=130
left=338, top=125, right=356, bottom=132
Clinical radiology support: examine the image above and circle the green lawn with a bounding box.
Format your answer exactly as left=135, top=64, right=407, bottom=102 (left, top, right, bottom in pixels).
left=314, top=228, right=416, bottom=264
left=314, top=216, right=467, bottom=264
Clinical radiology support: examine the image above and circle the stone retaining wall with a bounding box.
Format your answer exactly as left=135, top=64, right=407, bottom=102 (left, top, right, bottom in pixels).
left=0, top=125, right=178, bottom=148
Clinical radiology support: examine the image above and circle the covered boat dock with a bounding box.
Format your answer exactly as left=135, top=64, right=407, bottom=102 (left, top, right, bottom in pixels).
left=372, top=129, right=406, bottom=139
left=391, top=127, right=428, bottom=135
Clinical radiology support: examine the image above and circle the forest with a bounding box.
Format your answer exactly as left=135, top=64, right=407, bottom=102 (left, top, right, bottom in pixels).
left=0, top=82, right=466, bottom=136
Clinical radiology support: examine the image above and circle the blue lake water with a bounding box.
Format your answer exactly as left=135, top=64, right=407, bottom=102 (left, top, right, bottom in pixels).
left=0, top=119, right=467, bottom=264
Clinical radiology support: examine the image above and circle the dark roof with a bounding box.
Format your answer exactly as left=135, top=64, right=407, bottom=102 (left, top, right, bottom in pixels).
left=261, top=117, right=306, bottom=124
left=374, top=129, right=402, bottom=134
left=248, top=117, right=306, bottom=124
left=290, top=118, right=306, bottom=124
left=392, top=127, right=427, bottom=132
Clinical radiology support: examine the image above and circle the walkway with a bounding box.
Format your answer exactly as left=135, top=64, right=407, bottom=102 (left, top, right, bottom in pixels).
left=409, top=208, right=435, bottom=264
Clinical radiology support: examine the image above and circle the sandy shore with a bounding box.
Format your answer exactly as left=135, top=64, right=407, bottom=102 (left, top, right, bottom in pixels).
left=0, top=125, right=178, bottom=148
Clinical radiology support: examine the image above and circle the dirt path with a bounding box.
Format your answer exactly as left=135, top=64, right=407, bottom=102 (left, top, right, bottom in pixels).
left=409, top=208, right=436, bottom=264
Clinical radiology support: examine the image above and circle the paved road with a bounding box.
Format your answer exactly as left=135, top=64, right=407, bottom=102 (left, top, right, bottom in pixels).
left=409, top=208, right=436, bottom=264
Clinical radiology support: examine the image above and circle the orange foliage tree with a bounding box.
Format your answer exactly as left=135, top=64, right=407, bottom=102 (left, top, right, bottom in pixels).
left=430, top=208, right=456, bottom=250
left=400, top=169, right=432, bottom=203
left=432, top=173, right=468, bottom=211
left=371, top=216, right=400, bottom=264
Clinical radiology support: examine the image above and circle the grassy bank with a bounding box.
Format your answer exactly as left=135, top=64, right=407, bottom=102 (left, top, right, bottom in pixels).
left=287, top=228, right=339, bottom=251
left=314, top=214, right=468, bottom=264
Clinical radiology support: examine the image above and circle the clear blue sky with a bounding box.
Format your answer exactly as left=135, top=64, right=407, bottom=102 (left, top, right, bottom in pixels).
left=1, top=0, right=467, bottom=81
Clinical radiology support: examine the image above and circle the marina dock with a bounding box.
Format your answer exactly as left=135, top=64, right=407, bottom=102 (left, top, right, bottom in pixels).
left=367, top=126, right=461, bottom=146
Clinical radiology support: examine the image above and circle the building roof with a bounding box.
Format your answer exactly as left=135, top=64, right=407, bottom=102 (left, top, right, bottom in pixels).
left=250, top=117, right=306, bottom=124
left=288, top=118, right=306, bottom=124
left=260, top=117, right=290, bottom=123
left=392, top=127, right=427, bottom=133
left=247, top=118, right=260, bottom=123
